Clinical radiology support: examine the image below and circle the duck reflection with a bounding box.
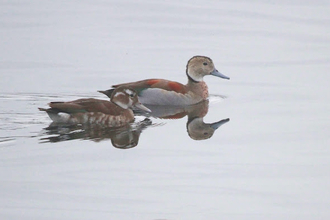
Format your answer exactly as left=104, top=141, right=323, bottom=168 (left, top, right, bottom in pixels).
left=40, top=99, right=229, bottom=147
left=187, top=117, right=229, bottom=140
left=134, top=100, right=229, bottom=140
left=40, top=118, right=152, bottom=149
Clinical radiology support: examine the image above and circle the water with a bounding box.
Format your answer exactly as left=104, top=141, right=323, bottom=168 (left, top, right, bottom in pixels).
left=1, top=0, right=330, bottom=219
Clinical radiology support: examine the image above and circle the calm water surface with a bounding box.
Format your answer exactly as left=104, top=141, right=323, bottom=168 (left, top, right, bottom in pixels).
left=1, top=1, right=330, bottom=219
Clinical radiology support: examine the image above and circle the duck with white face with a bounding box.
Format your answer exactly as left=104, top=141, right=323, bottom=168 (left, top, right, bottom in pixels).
left=39, top=87, right=150, bottom=127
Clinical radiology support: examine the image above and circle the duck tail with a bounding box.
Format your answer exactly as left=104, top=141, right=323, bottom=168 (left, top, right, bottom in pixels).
left=39, top=107, right=70, bottom=123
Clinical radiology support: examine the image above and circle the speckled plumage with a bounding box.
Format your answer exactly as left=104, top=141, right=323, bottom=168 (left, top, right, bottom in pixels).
left=39, top=87, right=150, bottom=127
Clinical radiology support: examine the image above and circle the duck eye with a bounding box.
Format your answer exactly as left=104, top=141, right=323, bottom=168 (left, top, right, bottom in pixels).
left=203, top=62, right=208, bottom=66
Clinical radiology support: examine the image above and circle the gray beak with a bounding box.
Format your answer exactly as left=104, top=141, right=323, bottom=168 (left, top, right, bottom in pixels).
left=135, top=102, right=151, bottom=113
left=210, top=69, right=230, bottom=80
left=210, top=118, right=230, bottom=130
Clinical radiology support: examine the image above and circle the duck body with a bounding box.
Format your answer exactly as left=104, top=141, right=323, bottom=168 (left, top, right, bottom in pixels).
left=104, top=56, right=230, bottom=106
left=39, top=87, right=150, bottom=127
left=40, top=99, right=135, bottom=127
left=111, top=79, right=208, bottom=105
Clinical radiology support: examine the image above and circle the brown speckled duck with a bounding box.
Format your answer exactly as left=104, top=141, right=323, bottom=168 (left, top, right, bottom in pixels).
left=39, top=87, right=151, bottom=127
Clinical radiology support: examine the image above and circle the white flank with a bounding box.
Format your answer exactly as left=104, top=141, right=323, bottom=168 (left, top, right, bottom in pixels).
left=139, top=88, right=194, bottom=105
left=48, top=112, right=71, bottom=123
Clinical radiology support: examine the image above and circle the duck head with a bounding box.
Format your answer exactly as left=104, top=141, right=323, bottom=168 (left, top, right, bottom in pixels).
left=186, top=56, right=230, bottom=82
left=108, top=87, right=151, bottom=112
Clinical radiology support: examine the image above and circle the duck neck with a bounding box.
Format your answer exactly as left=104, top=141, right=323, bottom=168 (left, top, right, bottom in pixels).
left=186, top=73, right=200, bottom=83
left=187, top=76, right=204, bottom=86
left=186, top=79, right=209, bottom=100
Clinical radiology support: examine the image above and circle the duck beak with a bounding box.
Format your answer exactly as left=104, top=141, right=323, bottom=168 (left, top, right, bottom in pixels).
left=135, top=102, right=151, bottom=113
left=210, top=118, right=230, bottom=130
left=210, top=69, right=230, bottom=80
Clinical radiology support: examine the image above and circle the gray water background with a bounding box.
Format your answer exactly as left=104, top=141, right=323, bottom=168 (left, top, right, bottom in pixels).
left=0, top=1, right=330, bottom=219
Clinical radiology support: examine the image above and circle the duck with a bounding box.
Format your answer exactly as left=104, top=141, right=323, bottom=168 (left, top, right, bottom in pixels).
left=39, top=87, right=151, bottom=127
left=100, top=56, right=230, bottom=106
